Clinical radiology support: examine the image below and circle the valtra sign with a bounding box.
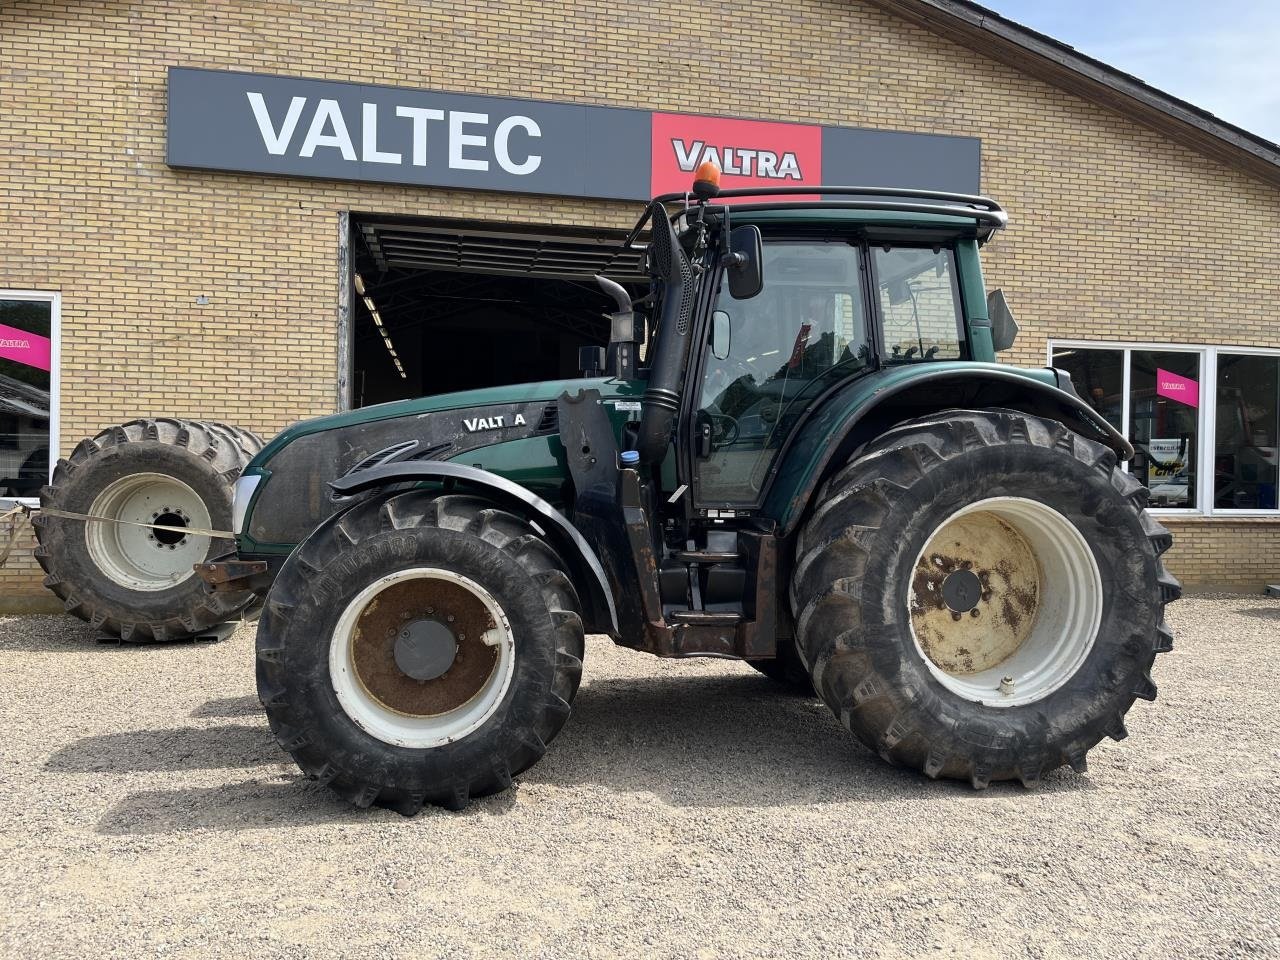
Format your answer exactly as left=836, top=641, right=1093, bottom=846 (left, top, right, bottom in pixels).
left=651, top=113, right=823, bottom=198
left=167, top=68, right=980, bottom=200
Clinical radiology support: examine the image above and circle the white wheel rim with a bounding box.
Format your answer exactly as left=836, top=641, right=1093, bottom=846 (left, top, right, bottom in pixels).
left=85, top=473, right=211, bottom=591
left=907, top=497, right=1102, bottom=708
left=329, top=567, right=516, bottom=749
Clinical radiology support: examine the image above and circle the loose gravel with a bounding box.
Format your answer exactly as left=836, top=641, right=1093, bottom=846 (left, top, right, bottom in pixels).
left=0, top=594, right=1277, bottom=959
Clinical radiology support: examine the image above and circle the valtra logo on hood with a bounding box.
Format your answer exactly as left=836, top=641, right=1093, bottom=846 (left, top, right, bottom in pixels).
left=650, top=113, right=823, bottom=200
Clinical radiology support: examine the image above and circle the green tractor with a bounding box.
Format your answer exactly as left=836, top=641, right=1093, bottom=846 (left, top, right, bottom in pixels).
left=199, top=168, right=1178, bottom=813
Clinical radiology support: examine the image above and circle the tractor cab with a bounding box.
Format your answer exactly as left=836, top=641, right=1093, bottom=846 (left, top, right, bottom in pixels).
left=562, top=164, right=1028, bottom=661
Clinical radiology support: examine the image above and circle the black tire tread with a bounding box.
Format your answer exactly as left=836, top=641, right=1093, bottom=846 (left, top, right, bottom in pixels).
left=256, top=490, right=585, bottom=814
left=792, top=408, right=1179, bottom=789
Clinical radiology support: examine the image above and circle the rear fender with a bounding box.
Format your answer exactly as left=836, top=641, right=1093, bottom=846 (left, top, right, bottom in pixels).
left=765, top=367, right=1133, bottom=538
left=329, top=461, right=619, bottom=636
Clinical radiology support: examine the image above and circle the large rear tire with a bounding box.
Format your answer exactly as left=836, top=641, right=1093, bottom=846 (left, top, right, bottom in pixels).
left=256, top=490, right=585, bottom=814
left=33, top=418, right=258, bottom=641
left=792, top=409, right=1178, bottom=788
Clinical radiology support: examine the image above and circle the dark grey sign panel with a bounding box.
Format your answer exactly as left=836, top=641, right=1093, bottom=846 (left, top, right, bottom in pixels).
left=167, top=68, right=982, bottom=200
left=167, top=68, right=651, bottom=200
left=821, top=127, right=981, bottom=194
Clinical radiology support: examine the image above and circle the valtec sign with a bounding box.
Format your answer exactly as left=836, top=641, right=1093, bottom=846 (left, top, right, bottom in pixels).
left=167, top=68, right=980, bottom=201
left=244, top=93, right=544, bottom=176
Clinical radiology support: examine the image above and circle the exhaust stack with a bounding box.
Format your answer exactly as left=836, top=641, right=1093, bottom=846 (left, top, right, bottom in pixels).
left=634, top=204, right=694, bottom=466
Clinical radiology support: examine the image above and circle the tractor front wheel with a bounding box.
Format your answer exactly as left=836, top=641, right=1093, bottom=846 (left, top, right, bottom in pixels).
left=256, top=491, right=585, bottom=814
left=791, top=409, right=1178, bottom=788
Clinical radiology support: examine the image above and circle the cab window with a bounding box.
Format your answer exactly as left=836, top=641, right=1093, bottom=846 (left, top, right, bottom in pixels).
left=874, top=246, right=964, bottom=363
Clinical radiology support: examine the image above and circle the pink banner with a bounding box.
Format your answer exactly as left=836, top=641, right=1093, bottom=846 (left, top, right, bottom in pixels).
left=1156, top=368, right=1198, bottom=408
left=0, top=322, right=51, bottom=373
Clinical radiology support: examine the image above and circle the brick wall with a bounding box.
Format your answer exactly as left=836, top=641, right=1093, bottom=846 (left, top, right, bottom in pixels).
left=1, top=0, right=1276, bottom=604
left=1159, top=519, right=1278, bottom=591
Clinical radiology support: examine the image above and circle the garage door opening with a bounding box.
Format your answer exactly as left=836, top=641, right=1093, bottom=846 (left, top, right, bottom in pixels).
left=350, top=214, right=646, bottom=408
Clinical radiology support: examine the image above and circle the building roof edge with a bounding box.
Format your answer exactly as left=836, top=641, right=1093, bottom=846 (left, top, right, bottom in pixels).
left=869, top=0, right=1280, bottom=188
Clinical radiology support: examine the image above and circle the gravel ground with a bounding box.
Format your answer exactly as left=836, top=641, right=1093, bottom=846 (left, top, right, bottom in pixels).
left=0, top=594, right=1277, bottom=959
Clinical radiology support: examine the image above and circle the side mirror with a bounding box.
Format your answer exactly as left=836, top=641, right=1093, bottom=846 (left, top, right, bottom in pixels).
left=711, top=310, right=732, bottom=360
left=987, top=288, right=1020, bottom=352
left=727, top=224, right=764, bottom=300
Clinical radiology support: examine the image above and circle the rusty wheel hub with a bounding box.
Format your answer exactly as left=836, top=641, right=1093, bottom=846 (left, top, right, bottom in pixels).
left=329, top=568, right=515, bottom=748
left=907, top=497, right=1102, bottom=707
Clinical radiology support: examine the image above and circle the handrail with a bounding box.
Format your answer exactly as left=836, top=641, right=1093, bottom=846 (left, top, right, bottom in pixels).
left=653, top=183, right=1004, bottom=210
left=611, top=186, right=1008, bottom=267
left=698, top=199, right=1007, bottom=236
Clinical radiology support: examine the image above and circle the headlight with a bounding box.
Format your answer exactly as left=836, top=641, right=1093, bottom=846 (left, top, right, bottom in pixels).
left=231, top=474, right=262, bottom=536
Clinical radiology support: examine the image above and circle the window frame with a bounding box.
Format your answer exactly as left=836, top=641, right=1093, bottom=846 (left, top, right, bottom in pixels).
left=0, top=289, right=61, bottom=509
left=1048, top=338, right=1280, bottom=518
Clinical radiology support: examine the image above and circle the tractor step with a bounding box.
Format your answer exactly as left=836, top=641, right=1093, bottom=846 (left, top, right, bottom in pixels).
left=666, top=609, right=743, bottom=626
left=671, top=549, right=740, bottom=564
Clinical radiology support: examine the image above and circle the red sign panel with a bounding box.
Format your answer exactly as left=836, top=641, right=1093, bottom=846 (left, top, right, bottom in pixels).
left=650, top=113, right=823, bottom=201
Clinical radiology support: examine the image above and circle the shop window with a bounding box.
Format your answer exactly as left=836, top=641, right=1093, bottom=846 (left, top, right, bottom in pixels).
left=1051, top=347, right=1123, bottom=431
left=1215, top=353, right=1278, bottom=510
left=0, top=295, right=55, bottom=501
left=1130, top=350, right=1199, bottom=508
left=1050, top=341, right=1280, bottom=516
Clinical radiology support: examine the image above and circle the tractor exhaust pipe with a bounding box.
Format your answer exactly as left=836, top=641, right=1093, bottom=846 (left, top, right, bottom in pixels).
left=633, top=204, right=694, bottom=466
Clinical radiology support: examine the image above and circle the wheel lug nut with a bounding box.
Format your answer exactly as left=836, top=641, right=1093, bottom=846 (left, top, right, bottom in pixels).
left=446, top=615, right=455, bottom=623
left=999, top=675, right=1015, bottom=695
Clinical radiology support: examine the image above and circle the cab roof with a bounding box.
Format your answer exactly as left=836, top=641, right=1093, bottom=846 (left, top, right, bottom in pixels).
left=650, top=185, right=1008, bottom=244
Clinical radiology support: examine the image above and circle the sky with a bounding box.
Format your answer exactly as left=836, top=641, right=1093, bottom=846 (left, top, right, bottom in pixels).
left=984, top=1, right=1280, bottom=143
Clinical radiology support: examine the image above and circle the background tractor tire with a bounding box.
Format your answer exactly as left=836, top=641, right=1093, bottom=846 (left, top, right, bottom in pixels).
left=792, top=408, right=1178, bottom=788
left=33, top=418, right=259, bottom=641
left=256, top=490, right=586, bottom=815
left=208, top=422, right=265, bottom=456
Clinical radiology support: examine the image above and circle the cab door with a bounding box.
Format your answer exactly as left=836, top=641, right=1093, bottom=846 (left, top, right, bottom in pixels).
left=688, top=239, right=872, bottom=510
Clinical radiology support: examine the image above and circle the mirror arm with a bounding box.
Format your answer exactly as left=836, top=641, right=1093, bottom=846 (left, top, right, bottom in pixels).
left=718, top=205, right=745, bottom=269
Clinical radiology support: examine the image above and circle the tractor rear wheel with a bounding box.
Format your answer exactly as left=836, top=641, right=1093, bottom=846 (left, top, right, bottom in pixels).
left=256, top=490, right=585, bottom=814
left=791, top=409, right=1178, bottom=788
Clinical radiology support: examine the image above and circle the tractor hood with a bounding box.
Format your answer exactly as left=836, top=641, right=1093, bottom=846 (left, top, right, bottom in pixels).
left=239, top=376, right=642, bottom=551
left=251, top=377, right=639, bottom=467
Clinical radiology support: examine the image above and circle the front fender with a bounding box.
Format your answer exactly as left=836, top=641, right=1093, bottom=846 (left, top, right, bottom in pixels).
left=329, top=461, right=619, bottom=636
left=764, top=365, right=1132, bottom=537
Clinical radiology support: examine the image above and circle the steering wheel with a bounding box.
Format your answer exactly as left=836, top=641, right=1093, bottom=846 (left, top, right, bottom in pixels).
left=707, top=413, right=739, bottom=447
